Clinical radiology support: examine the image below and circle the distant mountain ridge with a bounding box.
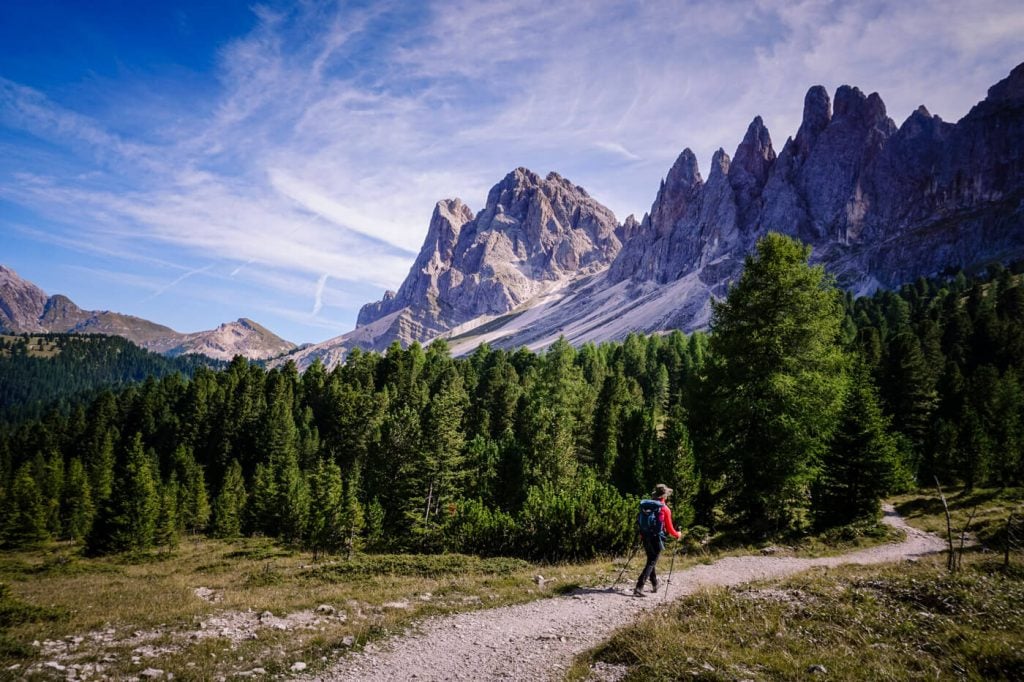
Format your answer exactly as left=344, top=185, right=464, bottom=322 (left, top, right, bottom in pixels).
left=283, top=60, right=1024, bottom=369
left=0, top=265, right=296, bottom=361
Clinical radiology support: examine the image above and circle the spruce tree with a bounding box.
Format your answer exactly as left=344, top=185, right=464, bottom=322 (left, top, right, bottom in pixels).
left=41, top=450, right=65, bottom=537
left=61, top=458, right=94, bottom=541
left=1, top=464, right=49, bottom=548
left=211, top=459, right=246, bottom=538
left=705, top=233, right=848, bottom=535
left=305, top=457, right=344, bottom=560
left=155, top=474, right=180, bottom=550
left=364, top=497, right=385, bottom=551
left=341, top=461, right=365, bottom=558
left=86, top=432, right=159, bottom=555
left=815, top=359, right=900, bottom=525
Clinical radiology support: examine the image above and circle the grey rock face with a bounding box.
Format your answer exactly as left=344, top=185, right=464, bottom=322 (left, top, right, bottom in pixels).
left=0, top=265, right=49, bottom=332
left=610, top=60, right=1024, bottom=319
left=289, top=61, right=1024, bottom=368
left=356, top=167, right=622, bottom=343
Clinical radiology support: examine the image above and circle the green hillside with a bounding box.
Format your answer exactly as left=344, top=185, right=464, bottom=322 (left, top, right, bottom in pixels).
left=0, top=334, right=222, bottom=422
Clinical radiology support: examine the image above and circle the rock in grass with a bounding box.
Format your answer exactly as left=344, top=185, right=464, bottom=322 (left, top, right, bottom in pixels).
left=808, top=664, right=828, bottom=674
left=140, top=669, right=165, bottom=678
left=290, top=662, right=307, bottom=672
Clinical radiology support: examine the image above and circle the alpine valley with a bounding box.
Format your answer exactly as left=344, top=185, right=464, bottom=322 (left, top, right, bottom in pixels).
left=283, top=61, right=1024, bottom=369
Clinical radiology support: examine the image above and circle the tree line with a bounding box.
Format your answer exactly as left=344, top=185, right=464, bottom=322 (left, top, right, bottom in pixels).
left=0, top=234, right=1021, bottom=559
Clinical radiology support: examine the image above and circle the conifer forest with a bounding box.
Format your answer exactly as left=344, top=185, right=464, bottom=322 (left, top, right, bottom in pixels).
left=2, top=235, right=1022, bottom=561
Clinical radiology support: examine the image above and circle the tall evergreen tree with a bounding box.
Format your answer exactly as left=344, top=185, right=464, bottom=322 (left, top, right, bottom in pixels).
left=305, top=456, right=344, bottom=560
left=1, top=464, right=49, bottom=548
left=61, top=457, right=94, bottom=541
left=155, top=474, right=180, bottom=550
left=86, top=432, right=159, bottom=555
left=705, top=233, right=848, bottom=535
left=211, top=459, right=246, bottom=538
left=815, top=359, right=901, bottom=525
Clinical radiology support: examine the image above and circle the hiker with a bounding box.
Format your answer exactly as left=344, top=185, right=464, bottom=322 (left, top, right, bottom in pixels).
left=634, top=483, right=681, bottom=597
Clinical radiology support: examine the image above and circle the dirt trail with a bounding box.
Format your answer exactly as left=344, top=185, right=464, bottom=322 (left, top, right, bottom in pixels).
left=302, top=506, right=945, bottom=681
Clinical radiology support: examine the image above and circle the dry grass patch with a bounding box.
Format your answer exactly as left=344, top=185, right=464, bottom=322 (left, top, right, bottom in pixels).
left=569, top=552, right=1024, bottom=681
left=0, top=538, right=613, bottom=680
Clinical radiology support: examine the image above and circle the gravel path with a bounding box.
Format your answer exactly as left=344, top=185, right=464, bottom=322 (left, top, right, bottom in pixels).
left=302, top=506, right=944, bottom=681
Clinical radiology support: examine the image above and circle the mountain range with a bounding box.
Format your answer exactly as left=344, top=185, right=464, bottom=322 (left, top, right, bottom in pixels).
left=283, top=61, right=1024, bottom=369
left=4, top=63, right=1022, bottom=369
left=0, top=265, right=296, bottom=362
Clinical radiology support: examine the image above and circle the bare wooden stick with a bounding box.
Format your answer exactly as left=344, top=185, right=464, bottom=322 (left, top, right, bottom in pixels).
left=1006, top=511, right=1015, bottom=570
left=957, top=506, right=978, bottom=571
left=935, top=477, right=956, bottom=572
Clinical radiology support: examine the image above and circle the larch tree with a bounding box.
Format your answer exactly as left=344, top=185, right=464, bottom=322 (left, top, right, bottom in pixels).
left=705, top=233, right=849, bottom=535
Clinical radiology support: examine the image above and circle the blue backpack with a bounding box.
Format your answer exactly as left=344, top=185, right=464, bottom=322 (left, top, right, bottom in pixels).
left=637, top=499, right=665, bottom=538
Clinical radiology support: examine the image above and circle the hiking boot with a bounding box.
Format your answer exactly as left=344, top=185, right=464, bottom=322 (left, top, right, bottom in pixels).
left=632, top=588, right=646, bottom=598
left=651, top=581, right=658, bottom=593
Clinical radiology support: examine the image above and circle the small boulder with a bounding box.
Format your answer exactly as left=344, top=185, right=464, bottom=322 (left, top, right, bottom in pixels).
left=289, top=662, right=307, bottom=672
left=140, top=669, right=165, bottom=679
left=808, top=664, right=828, bottom=674
left=315, top=604, right=336, bottom=616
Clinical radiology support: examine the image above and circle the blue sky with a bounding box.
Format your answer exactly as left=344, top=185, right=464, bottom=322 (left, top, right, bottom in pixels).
left=1, top=1, right=1021, bottom=344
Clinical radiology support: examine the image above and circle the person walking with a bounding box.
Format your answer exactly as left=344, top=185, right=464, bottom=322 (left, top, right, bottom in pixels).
left=634, top=483, right=681, bottom=597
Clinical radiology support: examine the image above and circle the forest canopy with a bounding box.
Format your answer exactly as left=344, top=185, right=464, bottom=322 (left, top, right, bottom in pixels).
left=1, top=234, right=1022, bottom=559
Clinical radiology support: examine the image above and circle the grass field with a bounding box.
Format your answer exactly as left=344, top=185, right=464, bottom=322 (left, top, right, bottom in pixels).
left=0, top=538, right=613, bottom=680
left=569, top=488, right=1024, bottom=681
left=0, top=507, right=931, bottom=680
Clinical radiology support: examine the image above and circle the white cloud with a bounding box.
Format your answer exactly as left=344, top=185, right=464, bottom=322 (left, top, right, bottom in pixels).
left=2, top=0, right=1022, bottom=341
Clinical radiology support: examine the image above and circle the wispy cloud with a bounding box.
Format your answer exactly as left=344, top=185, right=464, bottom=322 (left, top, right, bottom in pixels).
left=312, top=273, right=328, bottom=316
left=2, top=0, right=1021, bottom=343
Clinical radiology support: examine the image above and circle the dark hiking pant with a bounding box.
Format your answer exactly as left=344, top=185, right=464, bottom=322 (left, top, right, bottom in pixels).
left=635, top=534, right=662, bottom=591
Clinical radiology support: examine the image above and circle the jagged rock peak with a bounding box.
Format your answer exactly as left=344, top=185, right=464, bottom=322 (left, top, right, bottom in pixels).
left=427, top=198, right=474, bottom=257
left=617, top=214, right=643, bottom=243
left=800, top=85, right=832, bottom=137
left=987, top=61, right=1024, bottom=103
left=709, top=148, right=731, bottom=180
left=833, top=86, right=889, bottom=128
left=731, top=117, right=776, bottom=183
left=793, top=85, right=832, bottom=160
left=665, top=148, right=702, bottom=188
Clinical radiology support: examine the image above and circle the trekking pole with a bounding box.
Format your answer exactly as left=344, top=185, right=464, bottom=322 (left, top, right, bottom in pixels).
left=610, top=538, right=641, bottom=591
left=662, top=541, right=678, bottom=601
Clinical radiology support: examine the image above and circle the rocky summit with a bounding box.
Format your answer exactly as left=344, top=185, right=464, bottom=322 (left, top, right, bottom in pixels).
left=286, top=61, right=1024, bottom=368
left=0, top=265, right=295, bottom=362
left=286, top=168, right=621, bottom=368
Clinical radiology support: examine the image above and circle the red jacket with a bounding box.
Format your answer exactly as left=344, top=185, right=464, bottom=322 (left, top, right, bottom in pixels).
left=659, top=503, right=681, bottom=539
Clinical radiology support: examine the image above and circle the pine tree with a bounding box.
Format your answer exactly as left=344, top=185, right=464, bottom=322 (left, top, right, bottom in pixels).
left=341, top=460, right=365, bottom=558
left=61, top=458, right=94, bottom=541
left=155, top=474, right=180, bottom=550
left=654, top=405, right=698, bottom=528
left=85, top=432, right=159, bottom=555
left=305, top=457, right=344, bottom=560
left=1, top=464, right=49, bottom=548
left=251, top=383, right=309, bottom=542
left=41, top=450, right=65, bottom=537
left=411, top=371, right=467, bottom=542
left=364, top=497, right=385, bottom=551
left=171, top=446, right=209, bottom=535
left=815, top=359, right=901, bottom=525
left=705, top=233, right=849, bottom=535
left=879, top=331, right=938, bottom=459
left=211, top=459, right=246, bottom=538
